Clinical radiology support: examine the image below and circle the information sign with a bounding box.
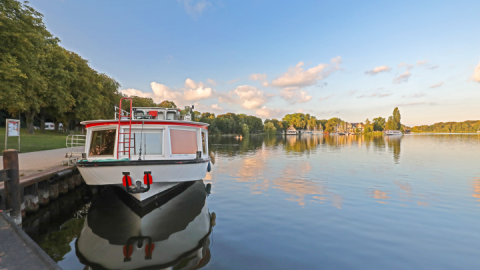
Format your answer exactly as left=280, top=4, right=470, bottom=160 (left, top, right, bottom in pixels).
left=7, top=120, right=20, bottom=137
left=5, top=119, right=20, bottom=152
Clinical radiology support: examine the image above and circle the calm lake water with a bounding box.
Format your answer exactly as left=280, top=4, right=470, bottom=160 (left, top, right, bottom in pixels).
left=27, top=134, right=480, bottom=270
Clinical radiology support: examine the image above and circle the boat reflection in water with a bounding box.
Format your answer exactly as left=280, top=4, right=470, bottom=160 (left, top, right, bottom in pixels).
left=76, top=180, right=215, bottom=270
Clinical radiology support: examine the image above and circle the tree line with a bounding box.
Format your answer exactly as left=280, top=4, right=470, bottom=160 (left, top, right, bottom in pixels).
left=412, top=120, right=480, bottom=133
left=0, top=0, right=125, bottom=133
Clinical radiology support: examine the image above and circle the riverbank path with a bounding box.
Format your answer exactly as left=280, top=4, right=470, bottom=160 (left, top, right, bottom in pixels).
left=0, top=148, right=72, bottom=177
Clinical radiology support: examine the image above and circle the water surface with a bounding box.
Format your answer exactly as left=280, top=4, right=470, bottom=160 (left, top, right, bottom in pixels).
left=29, top=134, right=480, bottom=269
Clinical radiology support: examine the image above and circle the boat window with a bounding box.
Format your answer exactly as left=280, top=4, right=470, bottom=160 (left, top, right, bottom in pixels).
left=166, top=112, right=176, bottom=120
left=158, top=112, right=165, bottom=120
left=128, top=130, right=163, bottom=155
left=202, top=130, right=207, bottom=154
left=170, top=129, right=197, bottom=155
left=89, top=129, right=116, bottom=156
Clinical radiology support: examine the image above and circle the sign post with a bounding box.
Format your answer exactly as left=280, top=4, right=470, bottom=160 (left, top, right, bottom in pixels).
left=5, top=119, right=20, bottom=152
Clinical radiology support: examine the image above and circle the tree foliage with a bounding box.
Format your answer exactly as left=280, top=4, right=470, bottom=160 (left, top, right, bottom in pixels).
left=372, top=117, right=386, bottom=131
left=196, top=112, right=263, bottom=135
left=412, top=120, right=480, bottom=133
left=0, top=0, right=121, bottom=133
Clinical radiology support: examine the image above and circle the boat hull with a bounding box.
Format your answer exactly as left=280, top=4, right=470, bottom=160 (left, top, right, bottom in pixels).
left=78, top=160, right=209, bottom=204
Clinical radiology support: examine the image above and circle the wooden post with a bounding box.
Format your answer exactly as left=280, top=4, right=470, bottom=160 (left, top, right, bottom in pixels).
left=3, top=149, right=22, bottom=225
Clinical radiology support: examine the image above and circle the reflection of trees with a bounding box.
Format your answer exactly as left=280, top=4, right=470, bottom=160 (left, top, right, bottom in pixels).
left=208, top=135, right=264, bottom=157
left=38, top=218, right=85, bottom=262
left=283, top=135, right=323, bottom=155
left=385, top=136, right=402, bottom=164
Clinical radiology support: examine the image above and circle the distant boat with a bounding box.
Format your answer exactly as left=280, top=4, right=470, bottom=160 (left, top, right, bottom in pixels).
left=384, top=130, right=403, bottom=136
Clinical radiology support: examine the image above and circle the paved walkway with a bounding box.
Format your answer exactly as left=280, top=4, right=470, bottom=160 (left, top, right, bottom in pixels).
left=0, top=148, right=75, bottom=176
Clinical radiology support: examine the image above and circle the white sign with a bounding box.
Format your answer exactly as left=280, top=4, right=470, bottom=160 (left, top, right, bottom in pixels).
left=5, top=119, right=20, bottom=152
left=7, top=120, right=20, bottom=137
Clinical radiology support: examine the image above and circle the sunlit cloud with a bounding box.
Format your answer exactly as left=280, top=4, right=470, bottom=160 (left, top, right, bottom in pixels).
left=255, top=106, right=287, bottom=119
left=393, top=70, right=411, bottom=84
left=207, top=79, right=217, bottom=86
left=280, top=89, right=312, bottom=104
left=365, top=65, right=392, bottom=75
left=249, top=73, right=269, bottom=87
left=218, top=85, right=270, bottom=110
left=271, top=57, right=342, bottom=88
left=121, top=78, right=214, bottom=106
left=357, top=93, right=392, bottom=98
left=417, top=60, right=428, bottom=66
left=430, top=82, right=443, bottom=88
left=397, top=62, right=414, bottom=70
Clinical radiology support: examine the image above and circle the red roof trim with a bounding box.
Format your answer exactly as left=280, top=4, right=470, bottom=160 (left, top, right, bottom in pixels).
left=85, top=121, right=208, bottom=129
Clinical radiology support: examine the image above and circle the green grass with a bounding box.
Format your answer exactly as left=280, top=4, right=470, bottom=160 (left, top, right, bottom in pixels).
left=0, top=127, right=81, bottom=155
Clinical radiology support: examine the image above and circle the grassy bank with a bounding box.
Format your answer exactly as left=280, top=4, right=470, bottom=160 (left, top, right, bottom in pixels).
left=0, top=128, right=79, bottom=155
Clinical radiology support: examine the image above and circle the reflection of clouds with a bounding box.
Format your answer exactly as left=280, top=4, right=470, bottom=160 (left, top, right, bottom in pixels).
left=472, top=177, right=480, bottom=204
left=367, top=189, right=390, bottom=204
left=273, top=162, right=343, bottom=208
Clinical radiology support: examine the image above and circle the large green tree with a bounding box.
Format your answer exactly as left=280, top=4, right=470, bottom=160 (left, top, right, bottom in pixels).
left=372, top=117, right=386, bottom=131
left=0, top=0, right=58, bottom=133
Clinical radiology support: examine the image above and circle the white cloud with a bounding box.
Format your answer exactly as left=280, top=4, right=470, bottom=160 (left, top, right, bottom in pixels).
left=249, top=73, right=269, bottom=87
left=357, top=93, right=393, bottom=98
left=211, top=104, right=223, bottom=110
left=280, top=89, right=312, bottom=104
left=183, top=87, right=213, bottom=100
left=207, top=79, right=217, bottom=86
left=430, top=82, right=443, bottom=88
left=233, top=85, right=269, bottom=109
left=219, top=85, right=270, bottom=110
left=121, top=78, right=214, bottom=107
left=151, top=82, right=182, bottom=100
left=271, top=56, right=342, bottom=88
left=227, top=78, right=240, bottom=84
left=472, top=60, right=480, bottom=82
left=393, top=70, right=411, bottom=84
left=365, top=65, right=392, bottom=75
left=179, top=0, right=210, bottom=19
left=398, top=62, right=414, bottom=70
left=255, top=106, right=287, bottom=119
left=417, top=60, right=428, bottom=66
left=319, top=94, right=335, bottom=101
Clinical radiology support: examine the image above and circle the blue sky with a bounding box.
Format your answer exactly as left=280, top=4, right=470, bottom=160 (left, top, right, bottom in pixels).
left=30, top=0, right=480, bottom=126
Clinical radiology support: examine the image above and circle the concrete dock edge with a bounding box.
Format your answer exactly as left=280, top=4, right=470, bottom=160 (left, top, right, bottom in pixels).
left=0, top=210, right=62, bottom=270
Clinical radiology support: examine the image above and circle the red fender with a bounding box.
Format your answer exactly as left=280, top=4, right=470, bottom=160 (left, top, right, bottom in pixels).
left=145, top=243, right=155, bottom=258
left=122, top=175, right=132, bottom=187
left=144, top=174, right=153, bottom=185
left=123, top=245, right=133, bottom=258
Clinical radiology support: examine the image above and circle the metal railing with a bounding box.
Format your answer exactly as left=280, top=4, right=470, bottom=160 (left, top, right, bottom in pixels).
left=115, top=105, right=130, bottom=120
left=66, top=134, right=86, bottom=158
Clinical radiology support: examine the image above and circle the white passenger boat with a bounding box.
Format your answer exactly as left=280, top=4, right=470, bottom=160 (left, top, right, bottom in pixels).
left=76, top=180, right=214, bottom=270
left=77, top=98, right=211, bottom=206
left=384, top=130, right=403, bottom=136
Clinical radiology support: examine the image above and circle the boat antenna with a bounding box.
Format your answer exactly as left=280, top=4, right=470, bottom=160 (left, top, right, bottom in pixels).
left=138, top=120, right=144, bottom=161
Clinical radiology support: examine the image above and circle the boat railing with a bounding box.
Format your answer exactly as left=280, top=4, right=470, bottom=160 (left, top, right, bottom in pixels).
left=66, top=134, right=86, bottom=157
left=114, top=105, right=130, bottom=120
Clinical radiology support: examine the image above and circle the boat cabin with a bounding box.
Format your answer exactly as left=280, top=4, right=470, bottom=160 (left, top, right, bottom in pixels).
left=81, top=104, right=209, bottom=162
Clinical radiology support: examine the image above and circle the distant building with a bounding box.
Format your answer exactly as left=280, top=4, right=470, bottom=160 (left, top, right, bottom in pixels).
left=286, top=125, right=298, bottom=135
left=350, top=123, right=364, bottom=132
